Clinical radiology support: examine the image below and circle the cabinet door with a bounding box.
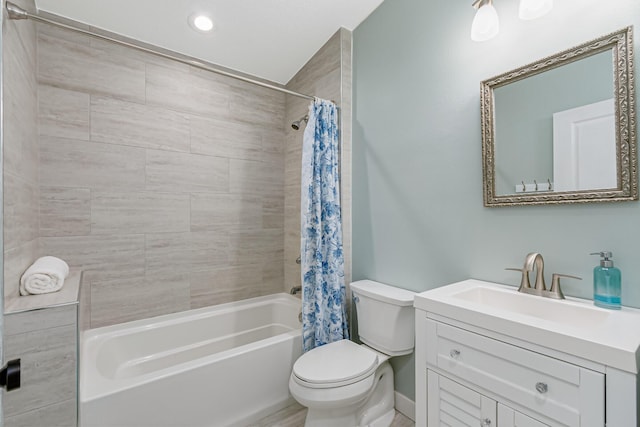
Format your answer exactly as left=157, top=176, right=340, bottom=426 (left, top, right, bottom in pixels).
left=427, top=370, right=496, bottom=427
left=498, top=403, right=549, bottom=427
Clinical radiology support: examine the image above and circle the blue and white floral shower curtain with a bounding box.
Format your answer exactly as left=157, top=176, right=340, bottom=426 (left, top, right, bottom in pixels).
left=300, top=98, right=349, bottom=352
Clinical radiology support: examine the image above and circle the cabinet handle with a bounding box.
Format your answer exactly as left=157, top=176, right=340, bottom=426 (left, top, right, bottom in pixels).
left=481, top=418, right=492, bottom=427
left=450, top=349, right=461, bottom=359
left=535, top=382, right=548, bottom=394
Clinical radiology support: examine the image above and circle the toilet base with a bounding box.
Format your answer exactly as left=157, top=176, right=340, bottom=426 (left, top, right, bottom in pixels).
left=304, top=407, right=394, bottom=427
left=368, top=409, right=395, bottom=427
left=301, top=361, right=395, bottom=427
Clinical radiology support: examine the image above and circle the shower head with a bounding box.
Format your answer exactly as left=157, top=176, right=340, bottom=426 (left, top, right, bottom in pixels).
left=291, top=115, right=309, bottom=130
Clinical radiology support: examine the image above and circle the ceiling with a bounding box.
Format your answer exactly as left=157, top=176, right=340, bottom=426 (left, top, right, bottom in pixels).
left=34, top=0, right=385, bottom=84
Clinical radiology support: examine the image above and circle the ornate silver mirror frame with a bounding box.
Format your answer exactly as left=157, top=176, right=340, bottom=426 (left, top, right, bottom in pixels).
left=481, top=27, right=637, bottom=207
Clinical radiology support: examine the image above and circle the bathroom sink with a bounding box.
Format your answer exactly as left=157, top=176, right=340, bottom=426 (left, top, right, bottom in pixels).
left=414, top=279, right=640, bottom=374
left=451, top=285, right=610, bottom=330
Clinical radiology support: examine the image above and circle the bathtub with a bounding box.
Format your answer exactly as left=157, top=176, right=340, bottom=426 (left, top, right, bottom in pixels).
left=80, top=293, right=302, bottom=427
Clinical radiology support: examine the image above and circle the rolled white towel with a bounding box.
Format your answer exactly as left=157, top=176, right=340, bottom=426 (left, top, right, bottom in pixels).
left=19, top=256, right=70, bottom=296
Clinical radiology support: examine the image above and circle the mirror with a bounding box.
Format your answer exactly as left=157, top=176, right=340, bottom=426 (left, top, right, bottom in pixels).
left=481, top=27, right=637, bottom=207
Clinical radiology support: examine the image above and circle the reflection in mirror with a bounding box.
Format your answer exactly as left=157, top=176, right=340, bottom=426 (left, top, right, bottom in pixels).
left=494, top=50, right=613, bottom=195
left=481, top=27, right=637, bottom=206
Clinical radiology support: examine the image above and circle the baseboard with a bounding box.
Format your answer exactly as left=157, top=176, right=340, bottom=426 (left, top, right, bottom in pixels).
left=394, top=391, right=415, bottom=421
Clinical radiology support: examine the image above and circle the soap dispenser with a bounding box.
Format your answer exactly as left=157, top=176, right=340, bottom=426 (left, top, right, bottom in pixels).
left=590, top=251, right=621, bottom=309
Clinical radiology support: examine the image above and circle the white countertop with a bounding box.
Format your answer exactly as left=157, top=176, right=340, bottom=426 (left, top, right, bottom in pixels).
left=6, top=270, right=81, bottom=314
left=414, top=279, right=640, bottom=374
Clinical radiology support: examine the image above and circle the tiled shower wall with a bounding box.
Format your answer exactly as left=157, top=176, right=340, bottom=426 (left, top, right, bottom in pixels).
left=35, top=25, right=286, bottom=328
left=284, top=28, right=353, bottom=294
left=3, top=0, right=39, bottom=302
left=4, top=16, right=351, bottom=332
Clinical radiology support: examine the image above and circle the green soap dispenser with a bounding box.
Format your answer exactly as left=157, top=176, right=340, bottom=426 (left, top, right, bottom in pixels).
left=590, top=251, right=621, bottom=309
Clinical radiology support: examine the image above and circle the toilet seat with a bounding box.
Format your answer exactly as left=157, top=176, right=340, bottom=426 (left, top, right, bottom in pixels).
left=292, top=340, right=378, bottom=389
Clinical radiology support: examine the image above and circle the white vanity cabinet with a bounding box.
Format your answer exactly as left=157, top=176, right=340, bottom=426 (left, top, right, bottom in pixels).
left=427, top=370, right=548, bottom=427
left=498, top=404, right=549, bottom=427
left=427, top=370, right=497, bottom=426
left=414, top=279, right=640, bottom=427
left=423, top=318, right=603, bottom=426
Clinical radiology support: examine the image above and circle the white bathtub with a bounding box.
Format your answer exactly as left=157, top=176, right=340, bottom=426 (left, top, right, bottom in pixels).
left=80, top=293, right=302, bottom=427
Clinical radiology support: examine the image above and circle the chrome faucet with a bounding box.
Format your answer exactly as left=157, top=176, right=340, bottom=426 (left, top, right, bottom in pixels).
left=290, top=286, right=302, bottom=295
left=506, top=252, right=581, bottom=300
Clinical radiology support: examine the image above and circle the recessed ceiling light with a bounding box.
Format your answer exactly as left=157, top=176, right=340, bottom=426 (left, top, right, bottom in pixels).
left=189, top=13, right=214, bottom=33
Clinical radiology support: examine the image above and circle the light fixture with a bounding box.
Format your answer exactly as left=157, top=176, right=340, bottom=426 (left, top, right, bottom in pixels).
left=471, top=0, right=499, bottom=42
left=189, top=13, right=214, bottom=33
left=518, top=0, right=553, bottom=20
left=470, top=0, right=554, bottom=42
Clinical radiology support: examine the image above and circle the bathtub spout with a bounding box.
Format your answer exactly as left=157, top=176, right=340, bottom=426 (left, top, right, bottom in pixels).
left=290, top=286, right=302, bottom=295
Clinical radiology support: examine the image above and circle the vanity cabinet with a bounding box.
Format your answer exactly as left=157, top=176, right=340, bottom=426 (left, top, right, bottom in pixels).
left=426, top=319, right=604, bottom=426
left=498, top=404, right=548, bottom=427
left=414, top=280, right=640, bottom=427
left=427, top=370, right=496, bottom=426
left=427, top=370, right=547, bottom=427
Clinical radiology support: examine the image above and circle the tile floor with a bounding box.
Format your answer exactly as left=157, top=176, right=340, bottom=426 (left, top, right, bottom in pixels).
left=250, top=402, right=415, bottom=427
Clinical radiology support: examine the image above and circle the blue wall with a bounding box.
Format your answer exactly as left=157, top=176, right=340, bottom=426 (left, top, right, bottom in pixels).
left=353, top=0, right=640, bottom=400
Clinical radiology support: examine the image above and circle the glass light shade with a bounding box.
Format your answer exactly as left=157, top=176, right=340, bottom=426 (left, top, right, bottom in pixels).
left=471, top=3, right=499, bottom=42
left=519, top=0, right=553, bottom=20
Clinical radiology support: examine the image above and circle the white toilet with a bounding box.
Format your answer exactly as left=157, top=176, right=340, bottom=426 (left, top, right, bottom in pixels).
left=289, top=280, right=415, bottom=427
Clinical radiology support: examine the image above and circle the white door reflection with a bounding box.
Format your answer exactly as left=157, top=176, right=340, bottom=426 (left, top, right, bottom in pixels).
left=552, top=98, right=616, bottom=192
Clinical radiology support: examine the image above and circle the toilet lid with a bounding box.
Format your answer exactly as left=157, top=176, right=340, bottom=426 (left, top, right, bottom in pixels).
left=293, top=340, right=378, bottom=386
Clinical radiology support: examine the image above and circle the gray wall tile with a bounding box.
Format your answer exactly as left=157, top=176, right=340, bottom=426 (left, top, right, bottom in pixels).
left=4, top=399, right=77, bottom=427
left=37, top=21, right=91, bottom=46
left=262, top=128, right=286, bottom=157
left=91, top=191, right=190, bottom=235
left=78, top=279, right=91, bottom=332
left=4, top=305, right=76, bottom=336
left=39, top=234, right=145, bottom=282
left=228, top=82, right=286, bottom=127
left=88, top=36, right=191, bottom=73
left=3, top=0, right=39, bottom=308
left=230, top=158, right=284, bottom=196
left=190, top=265, right=264, bottom=309
left=145, top=149, right=229, bottom=193
left=38, top=31, right=145, bottom=103
left=228, top=228, right=284, bottom=266
left=262, top=260, right=286, bottom=295
left=90, top=95, right=191, bottom=152
left=145, top=232, right=229, bottom=275
left=3, top=324, right=76, bottom=417
left=262, top=194, right=284, bottom=229
left=39, top=187, right=91, bottom=237
left=90, top=273, right=190, bottom=327
left=190, top=193, right=262, bottom=231
left=39, top=136, right=146, bottom=190
left=4, top=172, right=39, bottom=247
left=3, top=24, right=38, bottom=184
left=38, top=84, right=90, bottom=139
left=146, top=63, right=230, bottom=118
left=190, top=116, right=264, bottom=161
left=339, top=28, right=353, bottom=287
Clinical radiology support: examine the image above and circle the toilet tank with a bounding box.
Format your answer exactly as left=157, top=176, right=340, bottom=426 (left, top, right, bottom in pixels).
left=351, top=280, right=415, bottom=356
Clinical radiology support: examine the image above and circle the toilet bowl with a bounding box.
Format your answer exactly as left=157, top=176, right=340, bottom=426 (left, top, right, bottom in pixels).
left=289, top=280, right=415, bottom=427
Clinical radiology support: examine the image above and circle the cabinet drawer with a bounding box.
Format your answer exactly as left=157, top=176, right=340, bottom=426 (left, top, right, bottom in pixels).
left=426, top=320, right=604, bottom=426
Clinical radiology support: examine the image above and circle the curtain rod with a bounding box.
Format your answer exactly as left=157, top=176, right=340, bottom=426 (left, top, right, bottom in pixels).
left=5, top=2, right=315, bottom=101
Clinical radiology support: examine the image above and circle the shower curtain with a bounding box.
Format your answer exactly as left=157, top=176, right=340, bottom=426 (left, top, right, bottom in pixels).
left=300, top=98, right=349, bottom=352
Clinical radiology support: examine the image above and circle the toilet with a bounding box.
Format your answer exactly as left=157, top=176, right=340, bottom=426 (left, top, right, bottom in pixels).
left=289, top=280, right=415, bottom=427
